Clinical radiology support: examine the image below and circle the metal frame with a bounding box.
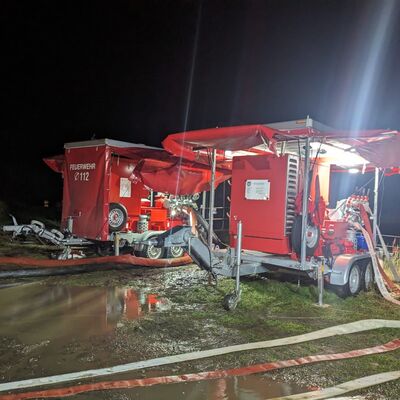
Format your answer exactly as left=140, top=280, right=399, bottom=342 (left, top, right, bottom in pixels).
left=208, top=148, right=217, bottom=249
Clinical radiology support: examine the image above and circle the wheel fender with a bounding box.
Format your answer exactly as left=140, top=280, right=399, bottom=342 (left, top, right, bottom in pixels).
left=330, top=254, right=370, bottom=286
left=138, top=230, right=165, bottom=242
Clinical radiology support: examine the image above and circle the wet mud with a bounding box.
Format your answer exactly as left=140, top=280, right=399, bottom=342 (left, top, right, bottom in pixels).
left=0, top=263, right=398, bottom=399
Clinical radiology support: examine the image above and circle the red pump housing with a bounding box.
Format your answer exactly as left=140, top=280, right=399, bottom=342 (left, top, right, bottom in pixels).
left=229, top=154, right=299, bottom=255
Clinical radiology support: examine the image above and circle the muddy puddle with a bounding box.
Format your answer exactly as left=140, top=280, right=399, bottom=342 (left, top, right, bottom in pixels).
left=84, top=375, right=306, bottom=399
left=0, top=281, right=306, bottom=399
left=0, top=282, right=168, bottom=343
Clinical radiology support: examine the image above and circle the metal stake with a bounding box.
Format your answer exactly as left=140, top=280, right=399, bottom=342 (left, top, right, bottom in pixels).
left=208, top=148, right=217, bottom=250
left=300, top=137, right=311, bottom=269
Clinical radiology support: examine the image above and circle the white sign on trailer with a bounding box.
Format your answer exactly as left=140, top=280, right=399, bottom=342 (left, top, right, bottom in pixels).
left=245, top=179, right=270, bottom=200
left=120, top=177, right=132, bottom=198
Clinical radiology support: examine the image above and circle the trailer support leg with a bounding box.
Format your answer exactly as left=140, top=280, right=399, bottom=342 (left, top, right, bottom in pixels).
left=223, top=221, right=243, bottom=311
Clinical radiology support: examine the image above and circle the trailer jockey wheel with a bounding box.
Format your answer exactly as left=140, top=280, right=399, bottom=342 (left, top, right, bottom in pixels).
left=167, top=246, right=184, bottom=258
left=291, top=215, right=320, bottom=257
left=108, top=203, right=128, bottom=232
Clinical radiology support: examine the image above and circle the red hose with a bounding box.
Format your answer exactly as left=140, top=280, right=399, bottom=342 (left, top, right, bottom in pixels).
left=2, top=338, right=399, bottom=400
left=0, top=254, right=192, bottom=269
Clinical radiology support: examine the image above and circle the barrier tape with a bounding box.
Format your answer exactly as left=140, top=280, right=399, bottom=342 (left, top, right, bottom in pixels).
left=1, top=319, right=400, bottom=393
left=1, top=338, right=400, bottom=399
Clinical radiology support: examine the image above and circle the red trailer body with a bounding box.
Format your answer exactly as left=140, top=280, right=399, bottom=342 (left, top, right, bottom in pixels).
left=60, top=139, right=178, bottom=242
left=62, top=144, right=111, bottom=241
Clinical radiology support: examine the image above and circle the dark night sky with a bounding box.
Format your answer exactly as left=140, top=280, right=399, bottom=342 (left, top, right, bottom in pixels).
left=2, top=0, right=400, bottom=232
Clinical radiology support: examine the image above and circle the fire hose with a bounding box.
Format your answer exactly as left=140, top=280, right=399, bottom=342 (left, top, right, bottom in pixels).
left=1, top=319, right=400, bottom=394
left=0, top=339, right=399, bottom=399
left=0, top=254, right=193, bottom=278
left=352, top=222, right=400, bottom=306
left=270, top=371, right=400, bottom=400
left=0, top=339, right=400, bottom=400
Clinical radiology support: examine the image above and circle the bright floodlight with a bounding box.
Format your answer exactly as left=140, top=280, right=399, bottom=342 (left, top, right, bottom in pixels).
left=348, top=168, right=360, bottom=174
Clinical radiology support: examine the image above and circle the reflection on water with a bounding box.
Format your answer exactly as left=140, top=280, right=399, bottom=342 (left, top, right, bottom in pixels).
left=0, top=283, right=305, bottom=399
left=84, top=375, right=305, bottom=400
left=0, top=283, right=166, bottom=344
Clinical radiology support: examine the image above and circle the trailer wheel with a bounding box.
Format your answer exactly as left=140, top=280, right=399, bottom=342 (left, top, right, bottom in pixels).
left=167, top=246, right=184, bottom=258
left=108, top=203, right=128, bottom=232
left=141, top=236, right=164, bottom=259
left=363, top=261, right=374, bottom=291
left=344, top=263, right=362, bottom=296
left=223, top=293, right=238, bottom=311
left=291, top=215, right=320, bottom=256
left=96, top=243, right=114, bottom=256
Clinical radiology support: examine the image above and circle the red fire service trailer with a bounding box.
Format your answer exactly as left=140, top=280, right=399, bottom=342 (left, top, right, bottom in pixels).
left=53, top=139, right=188, bottom=259
left=4, top=138, right=229, bottom=259
left=155, top=117, right=400, bottom=308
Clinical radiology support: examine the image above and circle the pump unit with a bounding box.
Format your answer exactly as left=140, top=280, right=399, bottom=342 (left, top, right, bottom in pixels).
left=229, top=154, right=299, bottom=255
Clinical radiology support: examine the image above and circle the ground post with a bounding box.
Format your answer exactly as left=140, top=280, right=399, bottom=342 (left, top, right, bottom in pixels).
left=114, top=233, right=120, bottom=256
left=318, top=257, right=324, bottom=306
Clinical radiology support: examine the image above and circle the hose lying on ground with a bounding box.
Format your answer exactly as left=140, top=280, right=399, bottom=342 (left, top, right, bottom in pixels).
left=1, top=339, right=399, bottom=399
left=0, top=254, right=193, bottom=278
left=1, top=319, right=400, bottom=393
left=269, top=370, right=400, bottom=400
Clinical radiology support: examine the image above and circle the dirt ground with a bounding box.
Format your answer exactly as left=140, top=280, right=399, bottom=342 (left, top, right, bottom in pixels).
left=0, top=235, right=399, bottom=399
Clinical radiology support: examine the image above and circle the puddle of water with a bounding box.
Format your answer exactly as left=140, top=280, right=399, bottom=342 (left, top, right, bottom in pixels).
left=0, top=283, right=166, bottom=344
left=82, top=375, right=305, bottom=399
left=0, top=282, right=306, bottom=398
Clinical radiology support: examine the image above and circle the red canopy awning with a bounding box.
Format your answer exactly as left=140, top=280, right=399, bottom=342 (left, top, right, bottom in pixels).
left=43, top=147, right=230, bottom=195
left=43, top=154, right=64, bottom=173
left=162, top=124, right=400, bottom=169
left=162, top=125, right=276, bottom=166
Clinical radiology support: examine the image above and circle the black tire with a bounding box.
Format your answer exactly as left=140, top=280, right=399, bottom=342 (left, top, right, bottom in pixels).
left=291, top=215, right=320, bottom=257
left=344, top=263, right=362, bottom=296
left=223, top=293, right=238, bottom=311
left=363, top=261, right=374, bottom=291
left=167, top=246, right=184, bottom=259
left=140, top=236, right=165, bottom=259
left=108, top=203, right=128, bottom=232
left=96, top=243, right=114, bottom=256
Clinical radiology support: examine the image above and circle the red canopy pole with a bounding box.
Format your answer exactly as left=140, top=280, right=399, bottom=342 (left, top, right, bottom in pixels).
left=373, top=167, right=380, bottom=246
left=301, top=137, right=311, bottom=269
